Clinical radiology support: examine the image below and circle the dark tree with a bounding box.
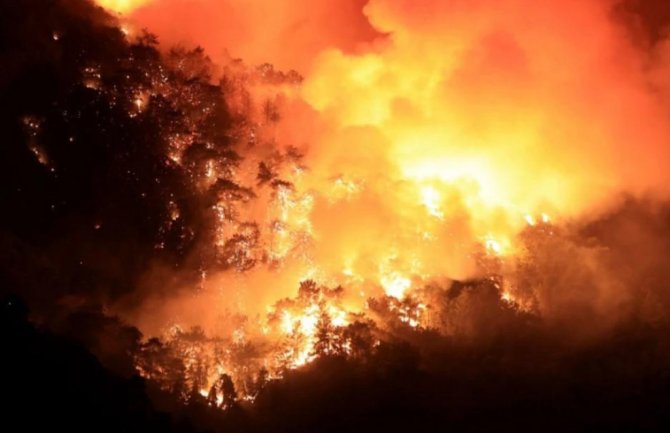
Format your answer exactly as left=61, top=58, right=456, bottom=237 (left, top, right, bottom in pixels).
left=218, top=373, right=238, bottom=410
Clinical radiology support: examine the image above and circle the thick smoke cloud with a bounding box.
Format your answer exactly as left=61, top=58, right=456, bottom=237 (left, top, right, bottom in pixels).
left=121, top=0, right=384, bottom=72
left=85, top=0, right=670, bottom=343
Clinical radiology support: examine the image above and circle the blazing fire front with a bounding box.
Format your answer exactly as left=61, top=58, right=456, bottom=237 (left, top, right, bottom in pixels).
left=78, top=0, right=670, bottom=400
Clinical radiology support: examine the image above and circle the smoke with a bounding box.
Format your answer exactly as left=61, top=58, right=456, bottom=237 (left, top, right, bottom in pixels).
left=289, top=0, right=670, bottom=319
left=93, top=0, right=670, bottom=342
left=112, top=0, right=384, bottom=72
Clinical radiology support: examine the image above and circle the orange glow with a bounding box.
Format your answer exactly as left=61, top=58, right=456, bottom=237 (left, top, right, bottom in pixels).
left=109, top=0, right=670, bottom=402
left=95, top=0, right=154, bottom=14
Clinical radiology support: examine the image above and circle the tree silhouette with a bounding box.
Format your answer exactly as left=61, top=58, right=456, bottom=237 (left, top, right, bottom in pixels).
left=343, top=320, right=376, bottom=359
left=135, top=337, right=187, bottom=398
left=313, top=309, right=345, bottom=356
left=218, top=373, right=238, bottom=410
left=253, top=367, right=270, bottom=397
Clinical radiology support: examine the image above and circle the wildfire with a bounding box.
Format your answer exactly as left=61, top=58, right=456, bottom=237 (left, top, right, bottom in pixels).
left=93, top=0, right=670, bottom=409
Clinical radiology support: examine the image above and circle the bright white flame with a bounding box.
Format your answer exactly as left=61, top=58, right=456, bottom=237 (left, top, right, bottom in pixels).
left=524, top=214, right=536, bottom=226
left=381, top=272, right=411, bottom=299
left=420, top=185, right=444, bottom=219
left=484, top=237, right=503, bottom=255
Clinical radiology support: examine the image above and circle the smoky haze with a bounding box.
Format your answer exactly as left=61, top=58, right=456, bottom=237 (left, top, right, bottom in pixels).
left=108, top=0, right=670, bottom=338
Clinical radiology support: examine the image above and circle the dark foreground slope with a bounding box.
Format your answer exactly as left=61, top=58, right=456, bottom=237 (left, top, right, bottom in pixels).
left=4, top=291, right=670, bottom=433
left=1, top=295, right=209, bottom=433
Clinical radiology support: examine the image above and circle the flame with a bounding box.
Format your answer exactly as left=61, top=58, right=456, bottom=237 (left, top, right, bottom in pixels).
left=380, top=272, right=411, bottom=299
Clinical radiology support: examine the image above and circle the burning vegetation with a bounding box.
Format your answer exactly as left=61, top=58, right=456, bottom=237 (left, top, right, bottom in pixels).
left=4, top=0, right=670, bottom=432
